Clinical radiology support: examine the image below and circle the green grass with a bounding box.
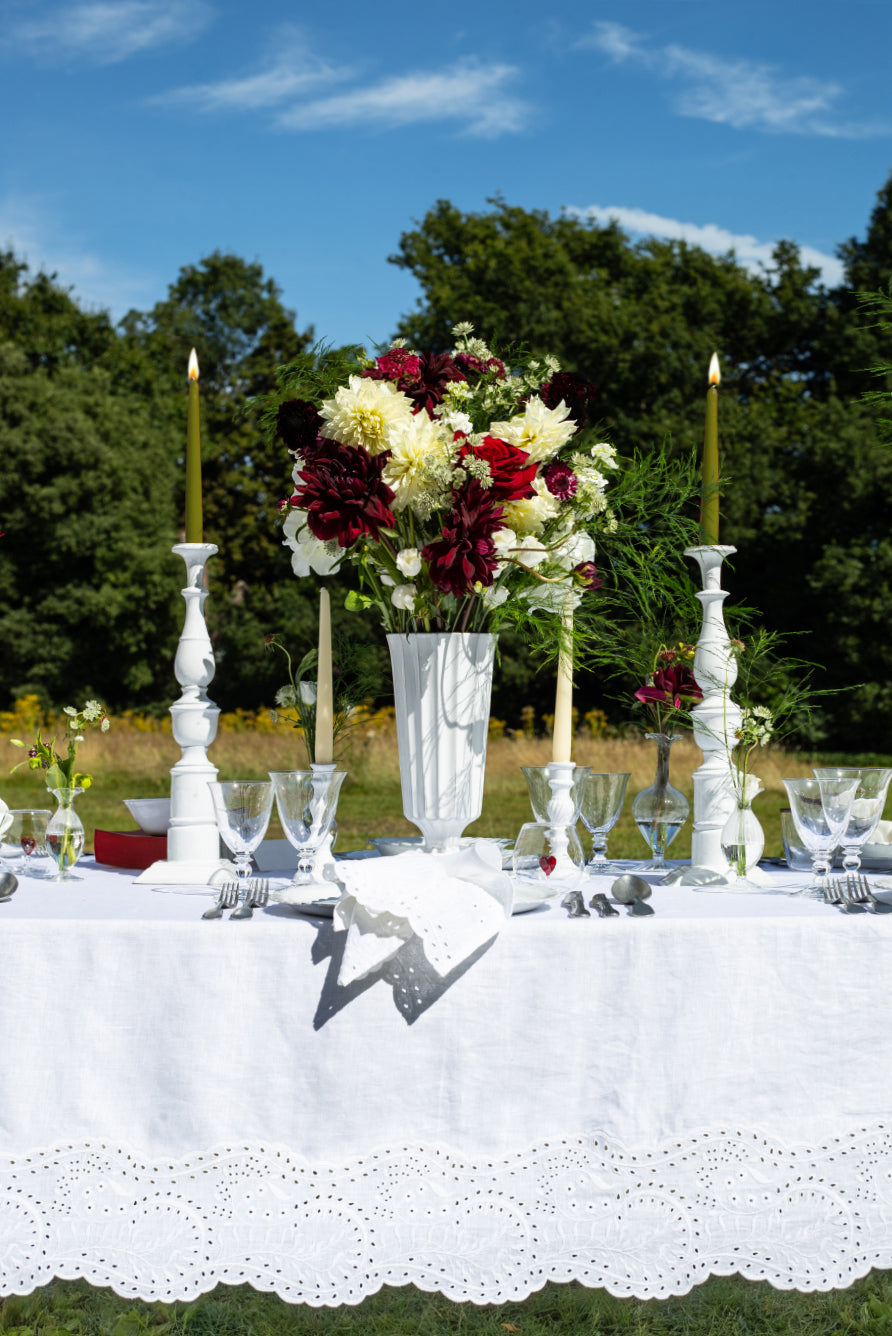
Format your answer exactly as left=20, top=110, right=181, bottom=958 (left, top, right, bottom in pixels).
left=4, top=1275, right=892, bottom=1336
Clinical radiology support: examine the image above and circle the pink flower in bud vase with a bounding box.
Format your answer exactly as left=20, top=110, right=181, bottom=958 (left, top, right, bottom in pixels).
left=635, top=665, right=703, bottom=713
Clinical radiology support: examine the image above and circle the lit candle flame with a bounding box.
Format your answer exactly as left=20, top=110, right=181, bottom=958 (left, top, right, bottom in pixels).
left=188, top=348, right=199, bottom=381
left=708, top=352, right=720, bottom=386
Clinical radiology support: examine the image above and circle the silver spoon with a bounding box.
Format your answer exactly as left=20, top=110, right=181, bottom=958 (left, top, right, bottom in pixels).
left=611, top=873, right=654, bottom=915
left=0, top=872, right=19, bottom=900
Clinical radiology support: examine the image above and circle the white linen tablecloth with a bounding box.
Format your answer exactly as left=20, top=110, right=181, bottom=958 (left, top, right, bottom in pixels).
left=2, top=858, right=892, bottom=1303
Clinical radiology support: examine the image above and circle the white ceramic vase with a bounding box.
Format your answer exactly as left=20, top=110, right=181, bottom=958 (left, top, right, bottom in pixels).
left=387, top=632, right=496, bottom=853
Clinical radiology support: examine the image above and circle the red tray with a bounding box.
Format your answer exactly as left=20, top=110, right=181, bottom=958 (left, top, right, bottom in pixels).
left=94, top=828, right=167, bottom=870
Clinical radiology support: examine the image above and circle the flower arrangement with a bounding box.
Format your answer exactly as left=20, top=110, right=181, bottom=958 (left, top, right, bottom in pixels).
left=273, top=324, right=617, bottom=635
left=10, top=699, right=110, bottom=793
left=264, top=633, right=381, bottom=765
left=728, top=704, right=773, bottom=804
left=634, top=644, right=703, bottom=735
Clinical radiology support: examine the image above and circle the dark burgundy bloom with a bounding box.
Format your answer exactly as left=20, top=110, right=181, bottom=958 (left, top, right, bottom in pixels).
left=542, top=460, right=578, bottom=500
left=276, top=398, right=323, bottom=454
left=406, top=351, right=466, bottom=414
left=634, top=665, right=703, bottom=712
left=573, top=561, right=602, bottom=591
left=459, top=435, right=537, bottom=502
left=293, top=441, right=395, bottom=547
left=539, top=372, right=597, bottom=431
left=422, top=480, right=504, bottom=597
left=362, top=346, right=423, bottom=392
left=454, top=351, right=506, bottom=380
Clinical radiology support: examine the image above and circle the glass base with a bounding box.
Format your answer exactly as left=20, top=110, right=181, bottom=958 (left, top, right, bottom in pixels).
left=45, top=870, right=84, bottom=882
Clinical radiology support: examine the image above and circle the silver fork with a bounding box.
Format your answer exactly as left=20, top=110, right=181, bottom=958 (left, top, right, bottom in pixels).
left=230, top=878, right=270, bottom=920
left=825, top=876, right=866, bottom=913
left=844, top=872, right=891, bottom=913
left=202, top=881, right=239, bottom=920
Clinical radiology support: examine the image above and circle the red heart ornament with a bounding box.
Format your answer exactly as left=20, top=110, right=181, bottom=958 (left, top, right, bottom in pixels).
left=539, top=855, right=557, bottom=876
left=21, top=837, right=36, bottom=855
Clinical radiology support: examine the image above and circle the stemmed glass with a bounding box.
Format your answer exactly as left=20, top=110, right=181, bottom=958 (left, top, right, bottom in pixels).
left=9, top=809, right=52, bottom=877
left=208, top=781, right=274, bottom=905
left=578, top=773, right=630, bottom=874
left=512, top=821, right=585, bottom=896
left=812, top=766, right=892, bottom=872
left=521, top=766, right=590, bottom=823
left=270, top=770, right=347, bottom=893
left=782, top=777, right=859, bottom=897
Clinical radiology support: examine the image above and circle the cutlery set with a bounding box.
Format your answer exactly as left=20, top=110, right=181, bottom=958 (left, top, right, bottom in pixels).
left=202, top=879, right=270, bottom=920
left=562, top=874, right=654, bottom=919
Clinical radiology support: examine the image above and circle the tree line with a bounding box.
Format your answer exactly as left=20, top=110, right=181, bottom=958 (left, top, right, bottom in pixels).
left=1, top=173, right=892, bottom=748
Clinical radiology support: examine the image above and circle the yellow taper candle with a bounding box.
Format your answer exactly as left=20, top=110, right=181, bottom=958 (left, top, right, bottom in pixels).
left=699, top=352, right=721, bottom=546
left=185, top=348, right=203, bottom=543
left=315, top=587, right=334, bottom=765
left=551, top=602, right=574, bottom=763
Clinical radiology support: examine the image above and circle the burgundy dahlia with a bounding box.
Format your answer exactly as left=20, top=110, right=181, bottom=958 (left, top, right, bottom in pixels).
left=422, top=480, right=504, bottom=598
left=459, top=435, right=537, bottom=502
left=406, top=351, right=466, bottom=414
left=542, top=460, right=578, bottom=500
left=276, top=398, right=323, bottom=454
left=293, top=441, right=395, bottom=546
left=539, top=372, right=597, bottom=430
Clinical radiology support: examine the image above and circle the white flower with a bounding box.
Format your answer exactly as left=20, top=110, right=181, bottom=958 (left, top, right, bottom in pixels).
left=491, top=526, right=518, bottom=561
left=282, top=508, right=342, bottom=578
left=551, top=530, right=595, bottom=573
left=452, top=321, right=474, bottom=338
left=501, top=477, right=560, bottom=536
left=391, top=583, right=417, bottom=612
left=379, top=572, right=395, bottom=587
left=490, top=396, right=577, bottom=463
left=481, top=584, right=509, bottom=609
left=101, top=718, right=110, bottom=732
left=290, top=455, right=305, bottom=485
left=82, top=700, right=104, bottom=721
left=513, top=536, right=549, bottom=569
left=63, top=706, right=77, bottom=717
left=440, top=407, right=473, bottom=436
left=589, top=442, right=618, bottom=469
left=319, top=375, right=414, bottom=457
left=396, top=547, right=423, bottom=578
left=544, top=354, right=561, bottom=374
left=381, top=410, right=451, bottom=512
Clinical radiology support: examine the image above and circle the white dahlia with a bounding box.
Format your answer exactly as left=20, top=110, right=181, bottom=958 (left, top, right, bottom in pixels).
left=381, top=411, right=451, bottom=512
left=319, top=375, right=414, bottom=457
left=500, top=477, right=560, bottom=536
left=490, top=395, right=576, bottom=462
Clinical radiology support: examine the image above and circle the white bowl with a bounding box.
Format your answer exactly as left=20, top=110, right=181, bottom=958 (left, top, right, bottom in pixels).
left=124, top=798, right=171, bottom=835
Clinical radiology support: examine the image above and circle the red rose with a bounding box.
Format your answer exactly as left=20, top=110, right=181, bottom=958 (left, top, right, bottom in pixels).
left=459, top=436, right=537, bottom=502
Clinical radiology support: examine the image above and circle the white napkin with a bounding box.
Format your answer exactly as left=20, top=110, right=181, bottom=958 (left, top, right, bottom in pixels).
left=873, top=819, right=892, bottom=844
left=334, top=841, right=512, bottom=987
left=0, top=799, right=10, bottom=838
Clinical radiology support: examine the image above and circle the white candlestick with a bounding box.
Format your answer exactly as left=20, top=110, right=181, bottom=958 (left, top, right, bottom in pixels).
left=315, top=588, right=334, bottom=765
left=552, top=603, right=573, bottom=763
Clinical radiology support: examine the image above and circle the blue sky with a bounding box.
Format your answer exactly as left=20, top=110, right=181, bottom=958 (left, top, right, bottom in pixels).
left=1, top=0, right=891, bottom=348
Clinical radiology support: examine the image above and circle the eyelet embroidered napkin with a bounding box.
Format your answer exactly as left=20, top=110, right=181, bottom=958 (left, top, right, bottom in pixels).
left=334, top=841, right=513, bottom=986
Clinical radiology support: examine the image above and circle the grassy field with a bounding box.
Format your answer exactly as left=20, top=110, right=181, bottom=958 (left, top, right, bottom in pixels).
left=3, top=704, right=892, bottom=1331
left=3, top=701, right=889, bottom=858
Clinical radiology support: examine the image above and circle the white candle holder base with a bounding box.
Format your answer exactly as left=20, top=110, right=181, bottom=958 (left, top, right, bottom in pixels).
left=309, top=763, right=343, bottom=888
left=544, top=760, right=581, bottom=879
left=683, top=544, right=742, bottom=878
left=135, top=543, right=234, bottom=886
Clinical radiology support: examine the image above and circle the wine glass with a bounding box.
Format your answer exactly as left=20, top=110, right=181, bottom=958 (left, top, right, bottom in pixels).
left=270, top=770, right=347, bottom=892
left=208, top=781, right=274, bottom=904
left=521, top=766, right=590, bottom=823
left=782, top=777, right=859, bottom=897
left=512, top=821, right=585, bottom=896
left=812, top=766, right=892, bottom=872
left=9, top=809, right=52, bottom=878
left=578, top=773, right=630, bottom=874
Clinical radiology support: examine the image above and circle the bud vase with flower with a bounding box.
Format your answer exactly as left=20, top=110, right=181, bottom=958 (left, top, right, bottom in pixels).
left=10, top=700, right=110, bottom=881
left=720, top=705, right=773, bottom=877
left=632, top=645, right=701, bottom=869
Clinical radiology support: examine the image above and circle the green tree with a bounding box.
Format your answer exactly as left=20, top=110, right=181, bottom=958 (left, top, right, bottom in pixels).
left=0, top=254, right=181, bottom=708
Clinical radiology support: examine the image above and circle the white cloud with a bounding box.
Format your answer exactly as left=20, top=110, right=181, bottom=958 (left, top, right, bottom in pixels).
left=567, top=203, right=844, bottom=288
left=151, top=26, right=353, bottom=111
left=580, top=21, right=889, bottom=139
left=0, top=194, right=157, bottom=318
left=275, top=59, right=530, bottom=137
left=12, top=0, right=212, bottom=66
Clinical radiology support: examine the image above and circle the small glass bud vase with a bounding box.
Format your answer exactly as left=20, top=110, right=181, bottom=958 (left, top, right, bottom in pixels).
left=46, top=787, right=86, bottom=881
left=720, top=778, right=765, bottom=878
left=631, top=733, right=690, bottom=870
